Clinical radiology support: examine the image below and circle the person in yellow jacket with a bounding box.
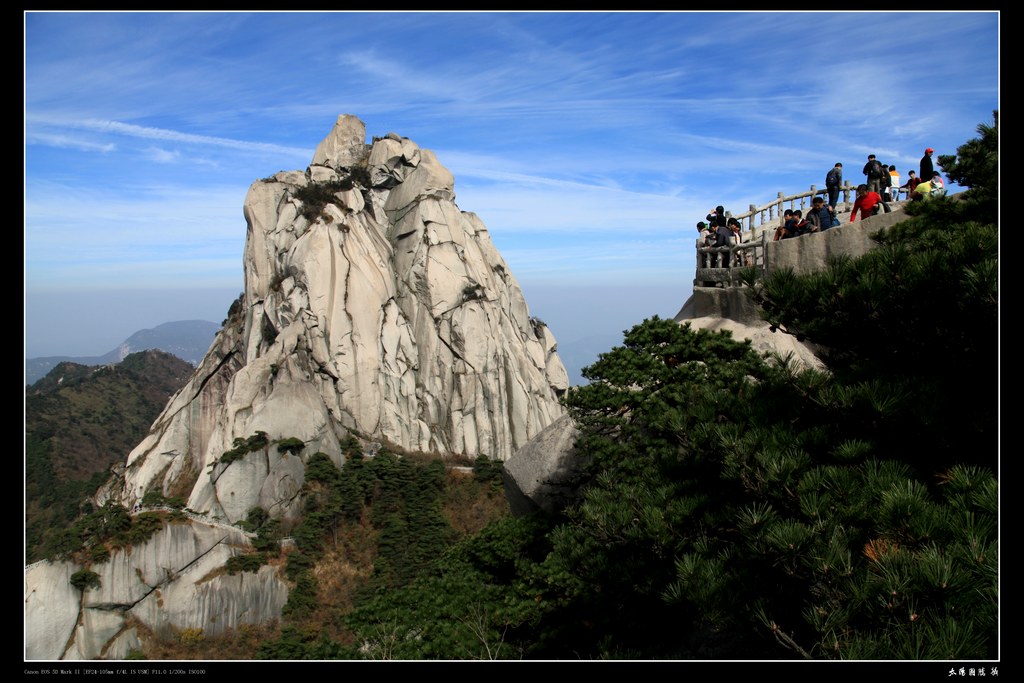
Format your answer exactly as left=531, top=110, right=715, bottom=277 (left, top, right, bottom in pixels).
left=889, top=167, right=901, bottom=200
left=911, top=179, right=932, bottom=201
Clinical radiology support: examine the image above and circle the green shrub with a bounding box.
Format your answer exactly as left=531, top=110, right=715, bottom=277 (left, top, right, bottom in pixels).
left=220, top=431, right=270, bottom=465
left=285, top=551, right=314, bottom=580
left=348, top=165, right=371, bottom=188
left=224, top=552, right=268, bottom=575
left=222, top=293, right=244, bottom=328
left=140, top=490, right=187, bottom=509
left=179, top=628, right=205, bottom=646
left=472, top=454, right=504, bottom=483
left=70, top=569, right=101, bottom=591
left=141, top=490, right=165, bottom=507
left=89, top=544, right=110, bottom=564
left=341, top=435, right=363, bottom=460
left=241, top=506, right=269, bottom=531
left=118, top=512, right=164, bottom=547
left=278, top=437, right=306, bottom=456
left=282, top=572, right=319, bottom=619
left=294, top=179, right=352, bottom=222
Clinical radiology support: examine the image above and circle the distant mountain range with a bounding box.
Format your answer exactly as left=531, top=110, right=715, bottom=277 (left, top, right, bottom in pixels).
left=25, top=319, right=219, bottom=385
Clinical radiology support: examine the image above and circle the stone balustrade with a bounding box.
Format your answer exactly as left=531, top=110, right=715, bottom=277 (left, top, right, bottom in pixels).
left=697, top=185, right=909, bottom=287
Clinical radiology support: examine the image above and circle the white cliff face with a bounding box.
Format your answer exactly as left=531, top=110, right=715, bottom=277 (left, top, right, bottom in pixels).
left=24, top=519, right=289, bottom=660
left=116, top=115, right=567, bottom=525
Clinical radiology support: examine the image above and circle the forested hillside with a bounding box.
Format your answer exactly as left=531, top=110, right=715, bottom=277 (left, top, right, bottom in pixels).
left=25, top=350, right=194, bottom=562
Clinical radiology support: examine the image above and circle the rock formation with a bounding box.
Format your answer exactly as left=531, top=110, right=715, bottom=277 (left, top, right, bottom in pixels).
left=116, top=114, right=568, bottom=526
left=26, top=114, right=568, bottom=659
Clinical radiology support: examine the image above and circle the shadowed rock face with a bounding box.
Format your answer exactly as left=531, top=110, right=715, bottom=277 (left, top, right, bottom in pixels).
left=114, top=115, right=568, bottom=526
left=502, top=414, right=584, bottom=516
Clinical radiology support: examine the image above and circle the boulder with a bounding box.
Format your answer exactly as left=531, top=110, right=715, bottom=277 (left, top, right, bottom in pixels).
left=503, top=414, right=585, bottom=516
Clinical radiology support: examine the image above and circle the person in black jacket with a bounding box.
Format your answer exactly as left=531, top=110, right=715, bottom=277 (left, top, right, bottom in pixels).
left=712, top=220, right=733, bottom=267
left=881, top=164, right=893, bottom=201
left=806, top=196, right=835, bottom=232
left=706, top=205, right=727, bottom=228
left=863, top=154, right=884, bottom=195
left=826, top=163, right=843, bottom=210
left=920, top=147, right=935, bottom=182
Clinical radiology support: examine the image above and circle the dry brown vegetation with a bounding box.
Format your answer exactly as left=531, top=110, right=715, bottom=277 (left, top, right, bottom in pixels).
left=131, top=619, right=283, bottom=660
left=443, top=469, right=510, bottom=536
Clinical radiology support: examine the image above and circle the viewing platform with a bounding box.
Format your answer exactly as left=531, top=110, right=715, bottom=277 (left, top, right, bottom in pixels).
left=696, top=183, right=912, bottom=288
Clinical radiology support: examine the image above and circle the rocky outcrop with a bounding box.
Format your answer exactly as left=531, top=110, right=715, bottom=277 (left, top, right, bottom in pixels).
left=26, top=114, right=568, bottom=661
left=674, top=208, right=917, bottom=371
left=674, top=287, right=824, bottom=371
left=113, top=114, right=567, bottom=527
left=24, top=519, right=288, bottom=660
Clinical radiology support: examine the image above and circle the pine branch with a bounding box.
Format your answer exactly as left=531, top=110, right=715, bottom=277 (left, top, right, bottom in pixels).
left=768, top=620, right=813, bottom=660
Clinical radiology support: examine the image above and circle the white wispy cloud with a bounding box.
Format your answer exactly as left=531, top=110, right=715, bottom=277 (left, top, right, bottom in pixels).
left=145, top=146, right=181, bottom=163
left=34, top=117, right=314, bottom=159
left=25, top=132, right=115, bottom=153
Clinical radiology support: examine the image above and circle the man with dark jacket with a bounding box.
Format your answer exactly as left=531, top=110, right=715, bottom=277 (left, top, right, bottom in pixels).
left=825, top=163, right=843, bottom=210
left=806, top=196, right=835, bottom=232
left=920, top=148, right=935, bottom=182
left=706, top=205, right=727, bottom=228
left=713, top=220, right=733, bottom=267
left=863, top=154, right=884, bottom=195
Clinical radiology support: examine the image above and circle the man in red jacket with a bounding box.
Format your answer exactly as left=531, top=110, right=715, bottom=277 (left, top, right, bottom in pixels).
left=850, top=184, right=884, bottom=222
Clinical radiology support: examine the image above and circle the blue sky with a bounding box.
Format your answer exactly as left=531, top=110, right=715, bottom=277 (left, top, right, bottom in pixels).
left=24, top=11, right=999, bottom=382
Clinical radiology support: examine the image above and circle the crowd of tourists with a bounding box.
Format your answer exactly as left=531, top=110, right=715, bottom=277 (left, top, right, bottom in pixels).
left=696, top=147, right=948, bottom=267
